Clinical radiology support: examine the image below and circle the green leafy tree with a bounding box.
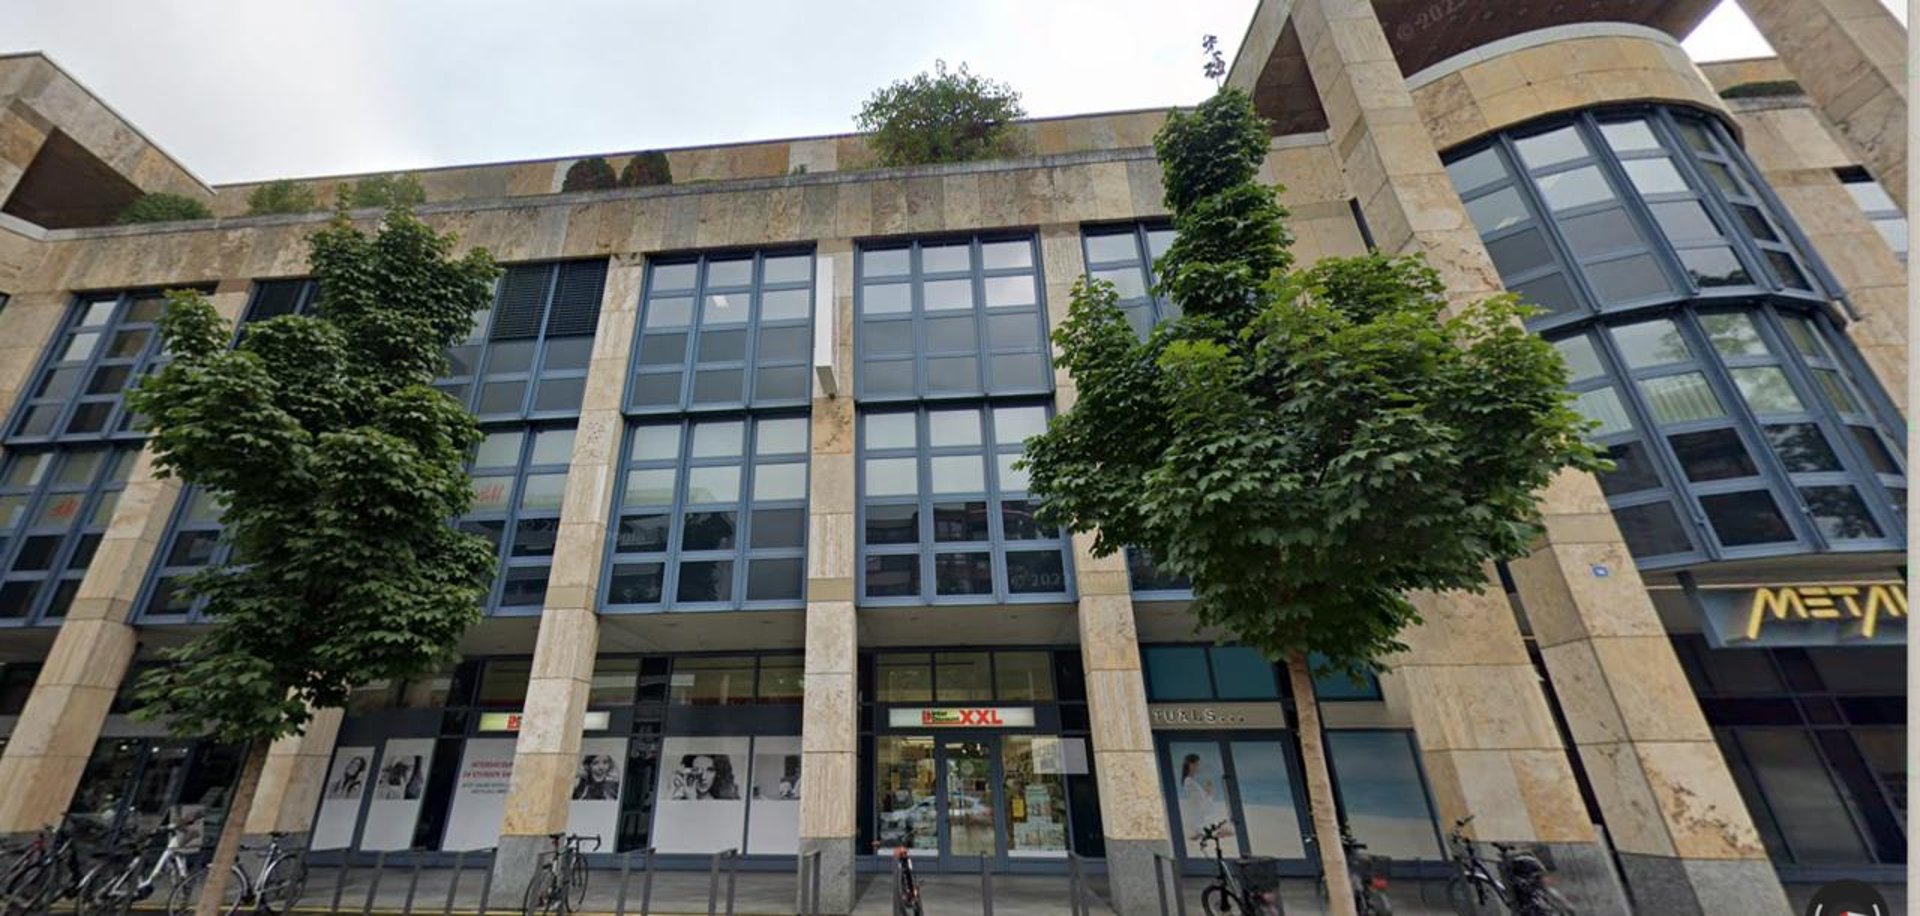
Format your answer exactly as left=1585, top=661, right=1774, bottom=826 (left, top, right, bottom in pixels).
left=129, top=208, right=498, bottom=915
left=117, top=192, right=212, bottom=224
left=853, top=60, right=1026, bottom=167
left=619, top=150, right=673, bottom=187
left=1021, top=88, right=1601, bottom=900
left=244, top=179, right=321, bottom=215
left=338, top=172, right=427, bottom=209
left=562, top=156, right=618, bottom=191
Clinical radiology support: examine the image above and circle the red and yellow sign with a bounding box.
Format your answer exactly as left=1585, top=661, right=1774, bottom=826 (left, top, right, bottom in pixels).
left=886, top=707, right=1036, bottom=728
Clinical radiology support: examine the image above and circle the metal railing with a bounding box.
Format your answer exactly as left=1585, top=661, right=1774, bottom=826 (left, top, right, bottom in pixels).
left=614, top=847, right=657, bottom=916
left=1067, top=852, right=1094, bottom=916
left=797, top=849, right=824, bottom=916
left=706, top=847, right=739, bottom=916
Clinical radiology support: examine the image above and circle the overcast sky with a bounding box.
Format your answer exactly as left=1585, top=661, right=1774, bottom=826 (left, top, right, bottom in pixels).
left=0, top=0, right=1902, bottom=185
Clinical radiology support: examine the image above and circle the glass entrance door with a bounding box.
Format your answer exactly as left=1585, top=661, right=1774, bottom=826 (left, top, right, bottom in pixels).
left=876, top=735, right=1011, bottom=869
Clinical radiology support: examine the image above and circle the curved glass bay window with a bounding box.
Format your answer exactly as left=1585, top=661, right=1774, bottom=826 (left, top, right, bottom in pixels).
left=1447, top=107, right=1905, bottom=569
left=438, top=259, right=607, bottom=422
left=463, top=426, right=575, bottom=613
left=0, top=447, right=135, bottom=623
left=859, top=404, right=1069, bottom=604
left=602, top=416, right=808, bottom=611
left=629, top=251, right=815, bottom=412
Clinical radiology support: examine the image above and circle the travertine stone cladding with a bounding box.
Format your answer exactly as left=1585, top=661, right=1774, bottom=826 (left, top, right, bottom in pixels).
left=1727, top=99, right=1907, bottom=407
left=0, top=54, right=209, bottom=202
left=1409, top=33, right=1729, bottom=152
left=205, top=109, right=1181, bottom=215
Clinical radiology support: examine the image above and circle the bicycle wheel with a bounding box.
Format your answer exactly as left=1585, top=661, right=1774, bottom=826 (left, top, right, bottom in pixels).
left=1362, top=886, right=1395, bottom=916
left=1200, top=885, right=1240, bottom=915
left=1518, top=885, right=1576, bottom=916
left=92, top=862, right=141, bottom=916
left=565, top=853, right=587, bottom=912
left=1445, top=876, right=1487, bottom=916
left=521, top=866, right=563, bottom=916
left=4, top=862, right=50, bottom=916
left=255, top=856, right=307, bottom=915
left=168, top=866, right=242, bottom=916
left=898, top=871, right=923, bottom=916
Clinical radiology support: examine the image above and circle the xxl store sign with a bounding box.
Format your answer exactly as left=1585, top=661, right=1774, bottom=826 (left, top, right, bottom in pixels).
left=1692, top=582, right=1906, bottom=648
left=888, top=707, right=1036, bottom=727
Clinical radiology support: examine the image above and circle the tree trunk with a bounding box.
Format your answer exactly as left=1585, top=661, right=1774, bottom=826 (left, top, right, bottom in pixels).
left=1288, top=653, right=1356, bottom=916
left=194, top=736, right=272, bottom=916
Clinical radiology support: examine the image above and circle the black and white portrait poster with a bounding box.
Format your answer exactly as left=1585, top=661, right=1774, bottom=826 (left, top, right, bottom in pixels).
left=652, top=736, right=748, bottom=853
left=311, top=746, right=375, bottom=850
left=360, top=738, right=435, bottom=850
left=567, top=737, right=628, bottom=842
left=441, top=738, right=517, bottom=852
left=746, top=736, right=801, bottom=855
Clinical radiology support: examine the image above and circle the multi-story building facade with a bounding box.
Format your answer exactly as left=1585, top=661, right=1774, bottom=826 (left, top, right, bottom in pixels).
left=0, top=1, right=1904, bottom=913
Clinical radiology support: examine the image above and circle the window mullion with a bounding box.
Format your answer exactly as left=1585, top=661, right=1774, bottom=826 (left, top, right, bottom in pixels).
left=1495, top=134, right=1602, bottom=320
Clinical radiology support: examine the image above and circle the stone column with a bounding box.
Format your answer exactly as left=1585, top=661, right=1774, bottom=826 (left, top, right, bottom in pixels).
left=1736, top=0, right=1907, bottom=211
left=0, top=282, right=248, bottom=834
left=0, top=103, right=51, bottom=208
left=243, top=707, right=344, bottom=842
left=1038, top=225, right=1172, bottom=916
left=490, top=254, right=640, bottom=890
left=0, top=291, right=72, bottom=428
left=798, top=241, right=859, bottom=914
left=1733, top=102, right=1907, bottom=406
left=1288, top=1, right=1788, bottom=911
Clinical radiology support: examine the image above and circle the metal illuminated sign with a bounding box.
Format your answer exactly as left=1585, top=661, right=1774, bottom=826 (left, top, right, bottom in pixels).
left=887, top=707, right=1036, bottom=728
left=477, top=711, right=612, bottom=733
left=1691, top=582, right=1906, bottom=648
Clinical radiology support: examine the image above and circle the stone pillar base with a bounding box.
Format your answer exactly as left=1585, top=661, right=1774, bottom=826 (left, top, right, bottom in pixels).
left=1535, top=841, right=1630, bottom=914
left=796, top=836, right=857, bottom=914
left=1616, top=853, right=1790, bottom=915
left=488, top=834, right=548, bottom=910
left=1104, top=837, right=1173, bottom=916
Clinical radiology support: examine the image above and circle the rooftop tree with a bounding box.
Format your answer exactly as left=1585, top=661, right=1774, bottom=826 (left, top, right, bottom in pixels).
left=129, top=207, right=498, bottom=915
left=854, top=60, right=1026, bottom=167
left=1020, top=87, right=1601, bottom=908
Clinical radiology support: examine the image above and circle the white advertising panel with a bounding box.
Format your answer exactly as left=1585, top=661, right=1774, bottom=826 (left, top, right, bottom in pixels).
left=651, top=736, right=750, bottom=853
left=440, top=738, right=517, bottom=851
left=745, top=736, right=801, bottom=855
left=310, top=746, right=374, bottom=850
left=359, top=738, right=435, bottom=851
left=566, top=737, right=629, bottom=845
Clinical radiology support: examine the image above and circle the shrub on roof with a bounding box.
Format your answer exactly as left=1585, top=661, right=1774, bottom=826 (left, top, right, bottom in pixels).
left=118, top=192, right=213, bottom=224
left=339, top=173, right=426, bottom=209
left=563, top=156, right=619, bottom=192
left=854, top=60, right=1026, bottom=167
left=245, top=180, right=321, bottom=216
left=619, top=151, right=673, bottom=187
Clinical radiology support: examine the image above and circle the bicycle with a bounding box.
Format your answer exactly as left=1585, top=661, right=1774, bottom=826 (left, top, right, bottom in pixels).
left=871, top=826, right=922, bottom=916
left=172, top=830, right=307, bottom=916
left=74, top=818, right=198, bottom=916
left=522, top=833, right=599, bottom=916
left=1444, top=816, right=1574, bottom=916
left=3, top=814, right=105, bottom=915
left=1340, top=829, right=1394, bottom=915
left=1196, top=820, right=1279, bottom=916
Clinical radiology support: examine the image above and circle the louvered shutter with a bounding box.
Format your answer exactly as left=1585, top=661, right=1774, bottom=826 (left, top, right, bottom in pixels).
left=545, top=260, right=608, bottom=338
left=488, top=265, right=552, bottom=341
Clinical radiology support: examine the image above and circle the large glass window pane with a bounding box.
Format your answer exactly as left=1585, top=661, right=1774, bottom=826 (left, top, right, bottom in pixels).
left=1508, top=274, right=1581, bottom=318
left=1558, top=208, right=1641, bottom=259
left=1230, top=742, right=1306, bottom=858
left=670, top=657, right=755, bottom=706
left=1553, top=335, right=1604, bottom=382
left=933, top=552, right=992, bottom=595
left=1679, top=247, right=1752, bottom=288
left=1572, top=387, right=1635, bottom=437
left=1639, top=373, right=1725, bottom=424
left=1765, top=424, right=1842, bottom=473
left=1325, top=732, right=1442, bottom=860
left=1668, top=428, right=1758, bottom=482
left=1145, top=647, right=1211, bottom=701
left=1208, top=647, right=1278, bottom=700
left=1612, top=502, right=1694, bottom=556
left=1464, top=187, right=1529, bottom=235
left=1735, top=730, right=1871, bottom=864
left=994, top=651, right=1054, bottom=701
left=1535, top=166, right=1614, bottom=212
left=1002, top=736, right=1070, bottom=856
left=876, top=654, right=932, bottom=702
left=1623, top=158, right=1689, bottom=195
left=1005, top=550, right=1065, bottom=594
left=1599, top=120, right=1660, bottom=153
left=865, top=555, right=919, bottom=598
left=1700, top=491, right=1796, bottom=546
left=1515, top=126, right=1589, bottom=169
left=1730, top=367, right=1805, bottom=414
left=1612, top=320, right=1689, bottom=370
left=1585, top=254, right=1670, bottom=303
left=1485, top=230, right=1556, bottom=277
left=1168, top=742, right=1233, bottom=856
left=1800, top=486, right=1884, bottom=540
left=1445, top=147, right=1507, bottom=194
left=1650, top=200, right=1721, bottom=244
left=1597, top=441, right=1663, bottom=495
left=934, top=652, right=992, bottom=702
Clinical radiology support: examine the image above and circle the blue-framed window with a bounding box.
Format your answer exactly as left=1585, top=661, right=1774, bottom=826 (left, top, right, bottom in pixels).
left=0, top=447, right=135, bottom=623
left=461, top=425, right=575, bottom=614
left=137, top=488, right=228, bottom=622
left=602, top=415, right=809, bottom=611
left=1142, top=645, right=1380, bottom=703
left=1081, top=223, right=1178, bottom=336
left=1445, top=107, right=1829, bottom=334
left=858, top=403, right=1069, bottom=604
left=856, top=235, right=1051, bottom=401
left=1838, top=168, right=1907, bottom=263
left=1127, top=547, right=1192, bottom=598
left=1560, top=306, right=1904, bottom=567
left=1324, top=730, right=1444, bottom=860
left=629, top=250, right=815, bottom=413
left=437, top=259, right=606, bottom=422
left=5, top=289, right=199, bottom=444
left=241, top=278, right=321, bottom=325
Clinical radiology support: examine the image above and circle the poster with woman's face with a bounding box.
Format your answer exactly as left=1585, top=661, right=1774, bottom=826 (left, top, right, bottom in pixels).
left=360, top=739, right=435, bottom=851
left=651, top=737, right=749, bottom=853
left=567, top=737, right=628, bottom=844
left=311, top=746, right=376, bottom=851
left=1169, top=741, right=1234, bottom=857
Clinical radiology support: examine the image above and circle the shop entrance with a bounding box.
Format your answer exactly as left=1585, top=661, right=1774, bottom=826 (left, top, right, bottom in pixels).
left=874, top=732, right=1076, bottom=870
left=70, top=738, right=241, bottom=844
left=1159, top=735, right=1310, bottom=870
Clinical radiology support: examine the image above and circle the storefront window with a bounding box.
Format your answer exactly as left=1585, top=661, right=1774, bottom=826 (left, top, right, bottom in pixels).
left=757, top=656, right=804, bottom=703
left=1002, top=736, right=1070, bottom=856
left=1731, top=729, right=1870, bottom=864
left=1324, top=731, right=1442, bottom=860
left=1210, top=647, right=1280, bottom=700
left=590, top=657, right=641, bottom=706
left=475, top=660, right=531, bottom=708
left=876, top=654, right=933, bottom=703
left=876, top=736, right=939, bottom=852
left=1230, top=741, right=1306, bottom=858
left=670, top=657, right=757, bottom=706
left=993, top=652, right=1055, bottom=701
left=1144, top=647, right=1213, bottom=701
left=934, top=652, right=993, bottom=701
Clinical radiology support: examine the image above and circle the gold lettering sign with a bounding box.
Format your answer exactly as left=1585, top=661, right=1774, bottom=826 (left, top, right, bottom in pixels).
left=1743, top=583, right=1907, bottom=641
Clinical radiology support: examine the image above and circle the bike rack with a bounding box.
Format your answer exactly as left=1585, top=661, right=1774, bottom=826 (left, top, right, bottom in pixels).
left=360, top=850, right=389, bottom=916
left=797, top=849, right=823, bottom=916
left=979, top=851, right=995, bottom=916
left=614, top=847, right=656, bottom=916
left=1066, top=852, right=1092, bottom=916
left=1152, top=852, right=1188, bottom=916
left=706, top=847, right=739, bottom=916
left=888, top=853, right=908, bottom=916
